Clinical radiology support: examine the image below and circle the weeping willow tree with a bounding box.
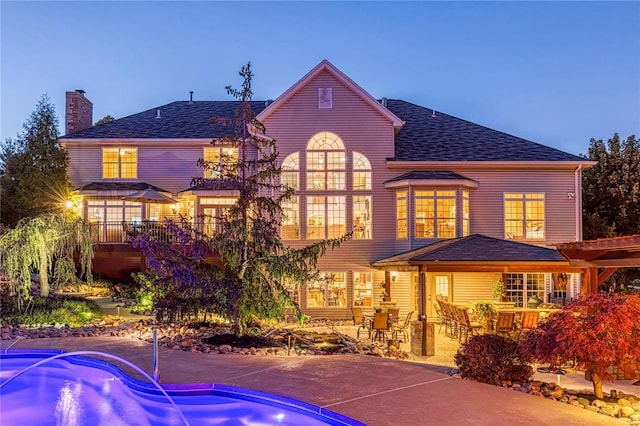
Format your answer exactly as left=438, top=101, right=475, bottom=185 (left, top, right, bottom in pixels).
left=0, top=213, right=94, bottom=307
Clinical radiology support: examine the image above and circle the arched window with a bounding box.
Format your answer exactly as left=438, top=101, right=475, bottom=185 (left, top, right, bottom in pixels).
left=281, top=152, right=300, bottom=240
left=353, top=151, right=371, bottom=190
left=281, top=152, right=299, bottom=190
left=306, top=132, right=345, bottom=190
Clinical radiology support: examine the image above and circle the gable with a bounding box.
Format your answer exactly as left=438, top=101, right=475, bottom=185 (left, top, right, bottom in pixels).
left=257, top=60, right=403, bottom=130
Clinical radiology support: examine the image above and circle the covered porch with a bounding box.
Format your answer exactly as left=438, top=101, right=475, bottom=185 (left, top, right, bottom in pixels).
left=371, top=234, right=582, bottom=355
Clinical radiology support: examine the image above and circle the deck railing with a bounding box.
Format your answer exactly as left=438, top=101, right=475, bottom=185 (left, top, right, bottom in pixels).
left=89, top=221, right=209, bottom=244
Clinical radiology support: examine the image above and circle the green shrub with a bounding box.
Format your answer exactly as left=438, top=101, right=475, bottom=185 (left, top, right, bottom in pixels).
left=454, top=334, right=534, bottom=385
left=0, top=295, right=102, bottom=327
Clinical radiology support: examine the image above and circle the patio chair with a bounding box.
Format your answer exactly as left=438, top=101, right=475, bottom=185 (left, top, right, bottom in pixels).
left=122, top=221, right=138, bottom=241
left=448, top=303, right=462, bottom=339
left=493, top=311, right=517, bottom=339
left=352, top=307, right=370, bottom=339
left=441, top=302, right=457, bottom=338
left=457, top=307, right=482, bottom=343
left=392, top=311, right=414, bottom=343
left=517, top=310, right=540, bottom=341
left=371, top=312, right=389, bottom=342
left=387, top=308, right=400, bottom=325
left=433, top=302, right=445, bottom=333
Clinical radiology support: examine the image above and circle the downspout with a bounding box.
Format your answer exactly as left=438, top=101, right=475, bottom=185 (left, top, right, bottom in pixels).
left=574, top=164, right=583, bottom=299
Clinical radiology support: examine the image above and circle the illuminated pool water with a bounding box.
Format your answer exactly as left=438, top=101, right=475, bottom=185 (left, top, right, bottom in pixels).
left=0, top=350, right=364, bottom=426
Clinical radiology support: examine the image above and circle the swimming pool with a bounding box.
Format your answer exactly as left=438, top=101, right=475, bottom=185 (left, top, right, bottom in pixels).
left=0, top=350, right=364, bottom=426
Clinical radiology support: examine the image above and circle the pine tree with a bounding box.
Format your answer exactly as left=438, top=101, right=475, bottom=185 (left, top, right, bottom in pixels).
left=137, top=63, right=350, bottom=333
left=0, top=95, right=69, bottom=227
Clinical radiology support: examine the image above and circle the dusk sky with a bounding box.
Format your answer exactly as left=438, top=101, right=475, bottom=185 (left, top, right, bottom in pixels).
left=1, top=1, right=638, bottom=156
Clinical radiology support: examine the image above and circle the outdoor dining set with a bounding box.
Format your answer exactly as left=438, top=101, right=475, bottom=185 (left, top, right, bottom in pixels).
left=351, top=307, right=414, bottom=344
left=434, top=299, right=559, bottom=344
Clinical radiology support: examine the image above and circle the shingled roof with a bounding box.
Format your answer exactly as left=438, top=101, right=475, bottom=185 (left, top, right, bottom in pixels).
left=372, top=234, right=566, bottom=266
left=385, top=171, right=474, bottom=183
left=384, top=99, right=582, bottom=162
left=78, top=182, right=169, bottom=192
left=61, top=101, right=267, bottom=139
left=60, top=98, right=582, bottom=162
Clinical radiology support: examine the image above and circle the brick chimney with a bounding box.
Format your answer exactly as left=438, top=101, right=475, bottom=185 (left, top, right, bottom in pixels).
left=65, top=90, right=93, bottom=134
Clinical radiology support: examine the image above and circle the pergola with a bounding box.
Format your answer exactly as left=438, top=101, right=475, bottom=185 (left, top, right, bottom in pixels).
left=556, top=235, right=640, bottom=295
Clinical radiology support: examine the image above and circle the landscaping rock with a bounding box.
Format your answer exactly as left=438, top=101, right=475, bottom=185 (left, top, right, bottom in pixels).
left=592, top=399, right=607, bottom=408
left=619, top=398, right=633, bottom=407
left=620, top=406, right=636, bottom=418
left=599, top=404, right=619, bottom=417
left=218, top=344, right=232, bottom=354
left=577, top=397, right=591, bottom=408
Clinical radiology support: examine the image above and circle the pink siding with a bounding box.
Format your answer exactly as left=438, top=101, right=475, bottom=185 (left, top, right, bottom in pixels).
left=66, top=143, right=209, bottom=194
left=263, top=70, right=400, bottom=268
left=63, top=67, right=584, bottom=320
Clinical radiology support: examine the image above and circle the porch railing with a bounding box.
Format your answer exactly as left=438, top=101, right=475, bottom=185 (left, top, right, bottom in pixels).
left=89, top=221, right=210, bottom=244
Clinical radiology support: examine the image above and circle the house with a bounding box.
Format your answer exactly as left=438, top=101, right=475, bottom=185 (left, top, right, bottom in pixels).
left=59, top=60, right=594, bottom=320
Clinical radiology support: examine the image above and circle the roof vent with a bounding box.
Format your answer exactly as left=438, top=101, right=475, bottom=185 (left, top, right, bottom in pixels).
left=381, top=97, right=388, bottom=107
left=431, top=109, right=436, bottom=118
left=189, top=91, right=194, bottom=105
left=265, top=99, right=274, bottom=107
left=156, top=109, right=161, bottom=119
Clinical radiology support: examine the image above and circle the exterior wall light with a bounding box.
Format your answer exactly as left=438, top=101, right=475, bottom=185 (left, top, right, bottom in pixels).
left=390, top=271, right=398, bottom=283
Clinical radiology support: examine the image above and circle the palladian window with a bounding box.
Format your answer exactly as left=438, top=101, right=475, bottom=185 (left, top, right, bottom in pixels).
left=353, top=152, right=372, bottom=190
left=306, top=132, right=345, bottom=190
left=353, top=196, right=371, bottom=240
left=307, top=196, right=345, bottom=239
left=281, top=197, right=299, bottom=240
left=281, top=152, right=299, bottom=190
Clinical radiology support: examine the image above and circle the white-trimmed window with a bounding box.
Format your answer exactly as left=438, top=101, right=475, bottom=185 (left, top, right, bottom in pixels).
left=87, top=199, right=142, bottom=242
left=353, top=196, right=372, bottom=240
left=505, top=192, right=545, bottom=240
left=306, top=132, right=345, bottom=190
left=281, top=152, right=299, bottom=190
left=504, top=273, right=545, bottom=308
left=396, top=191, right=407, bottom=239
left=353, top=152, right=372, bottom=190
left=102, top=147, right=137, bottom=179
left=354, top=272, right=373, bottom=308
left=281, top=197, right=299, bottom=240
left=282, top=277, right=300, bottom=306
left=307, top=272, right=346, bottom=308
left=199, top=197, right=236, bottom=236
left=307, top=196, right=345, bottom=239
left=462, top=190, right=470, bottom=236
left=203, top=146, right=238, bottom=178
left=415, top=190, right=456, bottom=239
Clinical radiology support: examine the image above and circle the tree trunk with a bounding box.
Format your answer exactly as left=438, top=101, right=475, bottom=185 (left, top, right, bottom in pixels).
left=591, top=370, right=604, bottom=399
left=39, top=237, right=49, bottom=297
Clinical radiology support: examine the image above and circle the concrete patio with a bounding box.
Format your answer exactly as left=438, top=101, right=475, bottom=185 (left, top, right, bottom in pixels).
left=1, top=334, right=628, bottom=426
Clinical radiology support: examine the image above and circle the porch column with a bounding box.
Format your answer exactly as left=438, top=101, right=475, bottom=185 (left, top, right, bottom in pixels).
left=384, top=271, right=391, bottom=299
left=419, top=266, right=428, bottom=355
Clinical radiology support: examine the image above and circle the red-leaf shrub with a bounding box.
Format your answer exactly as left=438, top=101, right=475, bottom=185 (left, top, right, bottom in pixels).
left=520, top=293, right=640, bottom=399
left=454, top=334, right=534, bottom=385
